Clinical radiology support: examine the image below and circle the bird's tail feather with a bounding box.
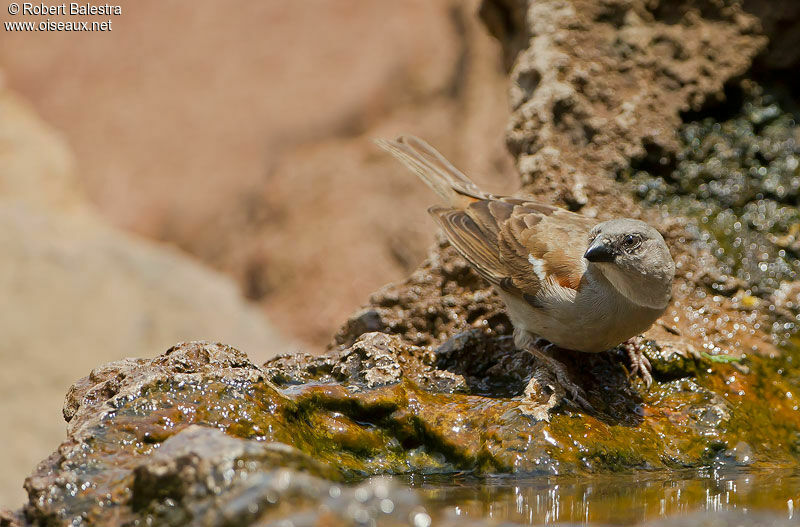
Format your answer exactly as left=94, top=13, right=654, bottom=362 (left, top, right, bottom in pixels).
left=374, top=136, right=486, bottom=208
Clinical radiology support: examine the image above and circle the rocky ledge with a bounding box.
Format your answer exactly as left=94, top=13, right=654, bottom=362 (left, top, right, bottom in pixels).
left=5, top=329, right=795, bottom=525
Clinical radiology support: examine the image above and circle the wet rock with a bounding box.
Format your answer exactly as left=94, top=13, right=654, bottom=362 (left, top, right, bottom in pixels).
left=714, top=440, right=755, bottom=467
left=128, top=426, right=340, bottom=518
left=771, top=281, right=800, bottom=326
left=268, top=332, right=468, bottom=394
left=37, top=422, right=426, bottom=526
left=629, top=337, right=703, bottom=381
left=14, top=338, right=800, bottom=525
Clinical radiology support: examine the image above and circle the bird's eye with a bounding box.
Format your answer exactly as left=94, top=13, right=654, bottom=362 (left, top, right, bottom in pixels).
left=623, top=234, right=642, bottom=250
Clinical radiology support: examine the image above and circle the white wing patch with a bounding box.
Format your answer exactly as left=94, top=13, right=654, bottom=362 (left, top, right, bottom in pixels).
left=528, top=254, right=547, bottom=282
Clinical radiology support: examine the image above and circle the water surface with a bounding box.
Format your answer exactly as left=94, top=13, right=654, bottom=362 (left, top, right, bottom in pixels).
left=392, top=468, right=799, bottom=525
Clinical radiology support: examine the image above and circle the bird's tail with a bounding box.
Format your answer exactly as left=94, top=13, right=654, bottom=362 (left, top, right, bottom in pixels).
left=374, top=136, right=486, bottom=208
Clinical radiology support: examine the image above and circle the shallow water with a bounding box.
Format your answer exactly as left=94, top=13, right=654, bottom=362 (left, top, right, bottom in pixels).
left=390, top=468, right=800, bottom=525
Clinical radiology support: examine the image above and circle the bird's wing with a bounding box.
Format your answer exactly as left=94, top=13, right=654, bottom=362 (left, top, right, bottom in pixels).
left=377, top=135, right=598, bottom=304
left=430, top=197, right=596, bottom=304
left=498, top=202, right=595, bottom=299
left=429, top=204, right=507, bottom=285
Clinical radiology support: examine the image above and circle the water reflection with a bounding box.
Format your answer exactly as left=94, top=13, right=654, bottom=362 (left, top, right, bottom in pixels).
left=393, top=468, right=799, bottom=525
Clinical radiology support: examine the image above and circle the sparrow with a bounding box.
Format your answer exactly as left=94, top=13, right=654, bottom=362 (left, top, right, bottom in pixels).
left=376, top=136, right=675, bottom=402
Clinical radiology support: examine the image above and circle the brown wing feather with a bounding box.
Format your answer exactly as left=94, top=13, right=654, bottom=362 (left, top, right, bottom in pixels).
left=496, top=203, right=596, bottom=300
left=375, top=136, right=485, bottom=208
left=464, top=200, right=510, bottom=240
left=498, top=210, right=544, bottom=298
left=431, top=197, right=595, bottom=303
left=377, top=134, right=597, bottom=302
left=542, top=250, right=584, bottom=289
left=428, top=206, right=506, bottom=286
left=549, top=213, right=596, bottom=288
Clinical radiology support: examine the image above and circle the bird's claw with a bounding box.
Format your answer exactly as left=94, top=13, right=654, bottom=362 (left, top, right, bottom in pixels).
left=626, top=337, right=653, bottom=388
left=527, top=347, right=593, bottom=411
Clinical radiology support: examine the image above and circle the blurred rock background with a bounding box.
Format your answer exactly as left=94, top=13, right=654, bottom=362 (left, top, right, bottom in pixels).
left=0, top=0, right=513, bottom=508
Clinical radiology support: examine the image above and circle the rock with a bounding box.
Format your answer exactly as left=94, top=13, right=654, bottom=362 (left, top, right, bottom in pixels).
left=771, top=281, right=800, bottom=315
left=0, top=82, right=288, bottom=509
left=128, top=426, right=339, bottom=519
left=485, top=0, right=766, bottom=192
left=267, top=332, right=466, bottom=394
left=334, top=237, right=512, bottom=350
left=31, top=422, right=425, bottom=526
left=12, top=338, right=799, bottom=525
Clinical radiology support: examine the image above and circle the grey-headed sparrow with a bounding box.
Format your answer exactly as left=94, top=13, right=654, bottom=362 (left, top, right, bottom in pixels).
left=376, top=136, right=675, bottom=404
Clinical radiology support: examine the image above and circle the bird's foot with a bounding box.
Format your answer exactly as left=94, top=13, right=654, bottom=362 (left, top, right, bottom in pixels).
left=525, top=346, right=592, bottom=411
left=625, top=336, right=653, bottom=388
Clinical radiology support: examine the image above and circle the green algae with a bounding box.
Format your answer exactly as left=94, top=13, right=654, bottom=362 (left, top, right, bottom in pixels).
left=64, top=344, right=800, bottom=481
left=701, top=352, right=743, bottom=364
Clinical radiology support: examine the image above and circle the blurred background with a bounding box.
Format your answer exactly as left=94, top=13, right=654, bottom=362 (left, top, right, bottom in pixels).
left=0, top=0, right=517, bottom=508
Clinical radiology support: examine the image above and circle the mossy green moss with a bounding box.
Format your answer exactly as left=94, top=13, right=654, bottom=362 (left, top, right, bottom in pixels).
left=67, top=348, right=800, bottom=483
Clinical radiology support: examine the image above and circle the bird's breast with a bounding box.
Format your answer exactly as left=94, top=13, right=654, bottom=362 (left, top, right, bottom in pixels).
left=497, top=278, right=664, bottom=353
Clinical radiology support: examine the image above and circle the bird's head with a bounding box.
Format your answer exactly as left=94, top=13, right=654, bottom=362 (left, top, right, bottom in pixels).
left=584, top=218, right=675, bottom=309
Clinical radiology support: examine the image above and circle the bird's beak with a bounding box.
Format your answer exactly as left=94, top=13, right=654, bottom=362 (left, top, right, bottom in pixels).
left=584, top=239, right=615, bottom=263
